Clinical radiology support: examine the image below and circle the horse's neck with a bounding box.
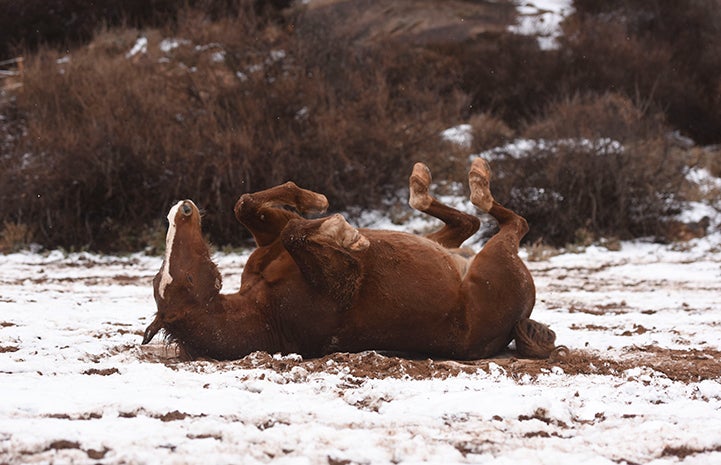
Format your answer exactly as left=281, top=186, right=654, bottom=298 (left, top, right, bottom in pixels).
left=166, top=294, right=281, bottom=359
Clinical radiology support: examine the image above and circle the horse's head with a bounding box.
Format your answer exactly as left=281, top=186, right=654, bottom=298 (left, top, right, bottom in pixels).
left=143, top=200, right=222, bottom=344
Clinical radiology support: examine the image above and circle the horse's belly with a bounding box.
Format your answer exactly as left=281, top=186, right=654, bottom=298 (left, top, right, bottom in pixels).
left=338, top=232, right=467, bottom=354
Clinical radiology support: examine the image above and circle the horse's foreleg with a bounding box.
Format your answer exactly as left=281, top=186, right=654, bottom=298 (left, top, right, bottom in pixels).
left=235, top=182, right=329, bottom=246
left=282, top=214, right=367, bottom=312
left=409, top=162, right=480, bottom=248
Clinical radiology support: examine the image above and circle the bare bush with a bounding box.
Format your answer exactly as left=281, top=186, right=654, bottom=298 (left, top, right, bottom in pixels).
left=0, top=1, right=715, bottom=252
left=0, top=6, right=460, bottom=251
left=0, top=222, right=33, bottom=253
left=488, top=94, right=688, bottom=246
left=560, top=0, right=721, bottom=145
left=469, top=112, right=514, bottom=153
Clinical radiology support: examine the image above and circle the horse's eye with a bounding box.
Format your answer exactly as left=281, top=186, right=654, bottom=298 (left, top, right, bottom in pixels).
left=182, top=203, right=193, bottom=216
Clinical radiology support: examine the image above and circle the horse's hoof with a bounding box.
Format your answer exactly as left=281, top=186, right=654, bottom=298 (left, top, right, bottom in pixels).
left=469, top=158, right=494, bottom=212
left=320, top=214, right=369, bottom=252
left=409, top=162, right=433, bottom=211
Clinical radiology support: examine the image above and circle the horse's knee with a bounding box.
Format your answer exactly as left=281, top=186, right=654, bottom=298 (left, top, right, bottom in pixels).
left=281, top=181, right=299, bottom=194
left=460, top=215, right=482, bottom=238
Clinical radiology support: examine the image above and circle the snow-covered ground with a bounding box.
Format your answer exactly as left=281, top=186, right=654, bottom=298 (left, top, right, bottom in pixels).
left=2, top=222, right=720, bottom=464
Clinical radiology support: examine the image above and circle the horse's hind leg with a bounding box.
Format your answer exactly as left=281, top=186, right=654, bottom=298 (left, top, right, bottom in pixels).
left=235, top=182, right=329, bottom=246
left=409, top=162, right=480, bottom=248
left=469, top=158, right=528, bottom=243
left=462, top=158, right=557, bottom=358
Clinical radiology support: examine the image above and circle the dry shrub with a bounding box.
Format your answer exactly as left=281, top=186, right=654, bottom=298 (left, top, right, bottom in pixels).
left=489, top=94, right=688, bottom=246
left=560, top=0, right=721, bottom=145
left=0, top=0, right=179, bottom=58
left=525, top=239, right=560, bottom=262
left=697, top=146, right=721, bottom=180
left=0, top=0, right=290, bottom=58
left=435, top=32, right=563, bottom=129
left=0, top=222, right=33, bottom=253
left=2, top=1, right=717, bottom=252
left=0, top=5, right=460, bottom=251
left=468, top=112, right=514, bottom=153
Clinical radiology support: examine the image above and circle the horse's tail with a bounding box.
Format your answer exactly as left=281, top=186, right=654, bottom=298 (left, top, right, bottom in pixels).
left=513, top=318, right=561, bottom=359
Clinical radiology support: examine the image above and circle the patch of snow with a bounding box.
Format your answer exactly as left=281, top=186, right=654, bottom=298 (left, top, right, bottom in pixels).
left=246, top=63, right=263, bottom=74
left=510, top=0, right=574, bottom=50
left=511, top=186, right=564, bottom=204
left=125, top=36, right=148, bottom=59
left=686, top=167, right=721, bottom=196
left=269, top=50, right=287, bottom=62
left=159, top=38, right=190, bottom=53
left=441, top=124, right=473, bottom=148
left=195, top=42, right=224, bottom=52
left=478, top=138, right=624, bottom=161
left=295, top=106, right=309, bottom=120
left=211, top=51, right=226, bottom=63
left=676, top=201, right=718, bottom=225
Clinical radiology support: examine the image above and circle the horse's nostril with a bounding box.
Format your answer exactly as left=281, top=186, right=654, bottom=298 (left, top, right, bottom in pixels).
left=182, top=203, right=193, bottom=216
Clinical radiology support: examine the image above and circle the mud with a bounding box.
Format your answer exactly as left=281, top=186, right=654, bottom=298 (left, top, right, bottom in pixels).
left=140, top=344, right=721, bottom=384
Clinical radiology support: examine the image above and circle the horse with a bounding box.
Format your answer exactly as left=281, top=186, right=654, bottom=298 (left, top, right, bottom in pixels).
left=141, top=158, right=558, bottom=360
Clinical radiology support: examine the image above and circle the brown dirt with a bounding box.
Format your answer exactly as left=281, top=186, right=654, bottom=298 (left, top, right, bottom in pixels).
left=139, top=345, right=721, bottom=384
left=82, top=367, right=120, bottom=376
left=38, top=439, right=109, bottom=460
left=46, top=412, right=102, bottom=421
left=155, top=410, right=191, bottom=422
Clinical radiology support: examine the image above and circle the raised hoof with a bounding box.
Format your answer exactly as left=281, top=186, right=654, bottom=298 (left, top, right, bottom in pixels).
left=513, top=318, right=557, bottom=359
left=469, top=158, right=494, bottom=213
left=285, top=182, right=329, bottom=215
left=409, top=162, right=433, bottom=211
left=318, top=214, right=370, bottom=251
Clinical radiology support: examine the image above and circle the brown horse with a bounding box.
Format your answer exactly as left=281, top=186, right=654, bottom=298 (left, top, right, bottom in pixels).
left=142, top=159, right=558, bottom=360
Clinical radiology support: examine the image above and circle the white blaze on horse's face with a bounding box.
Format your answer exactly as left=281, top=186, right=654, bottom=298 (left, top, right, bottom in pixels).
left=158, top=200, right=187, bottom=299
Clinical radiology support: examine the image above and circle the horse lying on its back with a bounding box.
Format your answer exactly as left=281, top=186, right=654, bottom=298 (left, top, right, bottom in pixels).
left=142, top=159, right=558, bottom=360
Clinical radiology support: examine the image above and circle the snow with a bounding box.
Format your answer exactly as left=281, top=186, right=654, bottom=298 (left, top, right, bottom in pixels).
left=441, top=124, right=472, bottom=148
left=686, top=167, right=721, bottom=197
left=509, top=0, right=574, bottom=50
left=2, top=220, right=721, bottom=463
left=125, top=37, right=148, bottom=59
left=159, top=38, right=190, bottom=53
left=477, top=137, right=624, bottom=161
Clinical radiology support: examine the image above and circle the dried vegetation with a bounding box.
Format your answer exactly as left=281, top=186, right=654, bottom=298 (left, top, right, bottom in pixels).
left=0, top=0, right=719, bottom=251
